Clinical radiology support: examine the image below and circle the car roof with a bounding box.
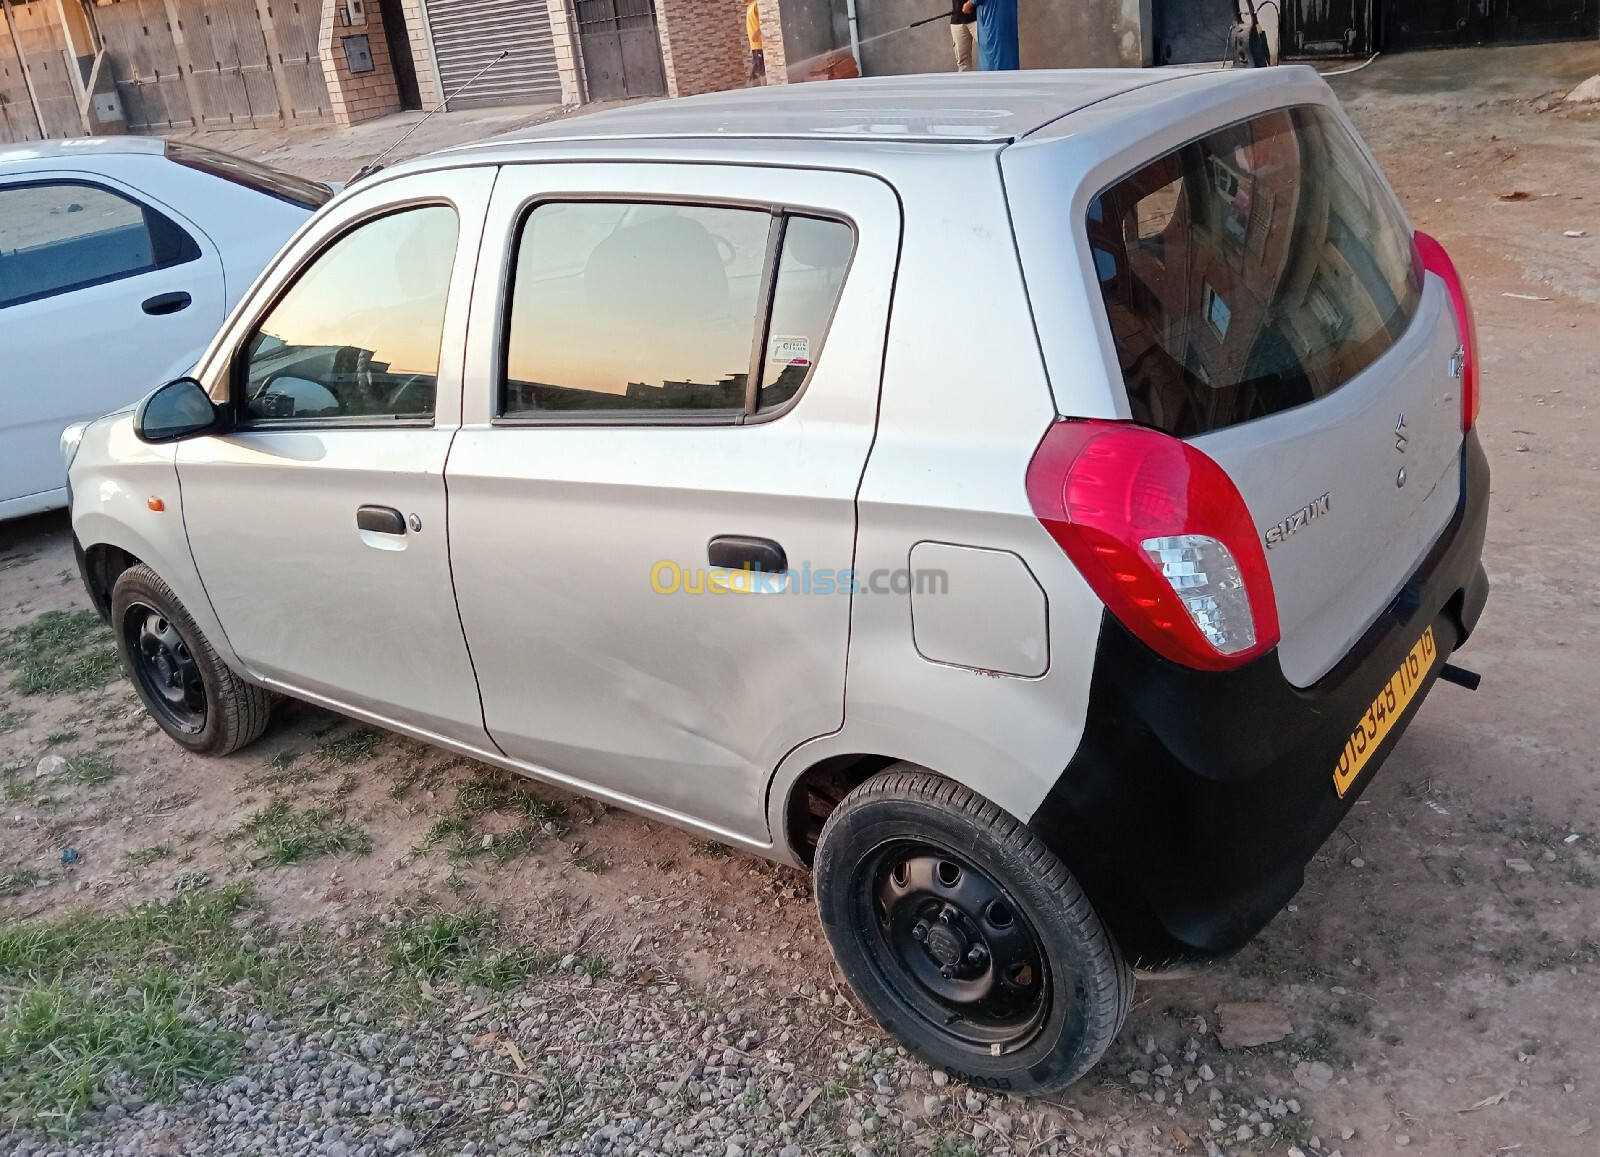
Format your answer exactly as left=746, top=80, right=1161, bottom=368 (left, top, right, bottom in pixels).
left=442, top=70, right=1212, bottom=153
left=0, top=136, right=169, bottom=165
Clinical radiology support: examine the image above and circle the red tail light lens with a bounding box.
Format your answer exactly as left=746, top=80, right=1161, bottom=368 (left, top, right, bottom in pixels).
left=1026, top=420, right=1280, bottom=671
left=1414, top=231, right=1479, bottom=433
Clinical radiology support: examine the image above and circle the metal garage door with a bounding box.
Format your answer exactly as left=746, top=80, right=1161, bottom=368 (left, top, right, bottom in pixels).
left=576, top=0, right=665, bottom=101
left=0, top=3, right=42, bottom=142
left=427, top=0, right=562, bottom=110
left=1383, top=0, right=1598, bottom=51
left=1, top=0, right=82, bottom=140
left=1284, top=0, right=1373, bottom=56
left=92, top=0, right=329, bottom=132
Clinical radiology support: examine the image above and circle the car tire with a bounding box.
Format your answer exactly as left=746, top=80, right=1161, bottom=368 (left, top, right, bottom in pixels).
left=814, top=765, right=1131, bottom=1095
left=111, top=563, right=271, bottom=756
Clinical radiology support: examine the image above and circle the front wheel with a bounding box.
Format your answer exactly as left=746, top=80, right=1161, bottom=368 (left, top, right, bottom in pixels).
left=814, top=767, right=1131, bottom=1094
left=112, top=563, right=271, bottom=756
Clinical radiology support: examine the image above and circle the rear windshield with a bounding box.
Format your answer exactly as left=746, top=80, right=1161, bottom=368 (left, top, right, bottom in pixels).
left=1087, top=105, right=1420, bottom=438
left=164, top=141, right=332, bottom=211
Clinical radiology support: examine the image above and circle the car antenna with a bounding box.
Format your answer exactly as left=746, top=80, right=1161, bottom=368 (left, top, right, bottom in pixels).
left=349, top=50, right=509, bottom=184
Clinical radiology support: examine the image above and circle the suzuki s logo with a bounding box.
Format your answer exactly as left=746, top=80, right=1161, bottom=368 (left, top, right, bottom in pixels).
left=1265, top=493, right=1331, bottom=550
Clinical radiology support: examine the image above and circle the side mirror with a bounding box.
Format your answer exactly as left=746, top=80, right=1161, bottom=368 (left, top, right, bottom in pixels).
left=135, top=378, right=226, bottom=444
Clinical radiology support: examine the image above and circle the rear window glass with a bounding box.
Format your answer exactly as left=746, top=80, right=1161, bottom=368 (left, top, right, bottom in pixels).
left=1087, top=105, right=1420, bottom=437
left=165, top=141, right=333, bottom=210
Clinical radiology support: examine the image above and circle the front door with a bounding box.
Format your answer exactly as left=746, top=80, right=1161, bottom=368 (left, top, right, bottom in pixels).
left=0, top=175, right=223, bottom=512
left=575, top=0, right=666, bottom=100
left=446, top=163, right=901, bottom=842
left=176, top=170, right=495, bottom=744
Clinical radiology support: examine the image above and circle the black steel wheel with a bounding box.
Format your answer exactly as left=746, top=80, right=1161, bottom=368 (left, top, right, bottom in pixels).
left=123, top=602, right=207, bottom=735
left=111, top=563, right=272, bottom=756
left=815, top=766, right=1131, bottom=1094
left=860, top=842, right=1051, bottom=1052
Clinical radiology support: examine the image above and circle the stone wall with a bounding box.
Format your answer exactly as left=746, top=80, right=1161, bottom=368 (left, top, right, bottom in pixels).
left=656, top=0, right=755, bottom=97
left=319, top=0, right=403, bottom=127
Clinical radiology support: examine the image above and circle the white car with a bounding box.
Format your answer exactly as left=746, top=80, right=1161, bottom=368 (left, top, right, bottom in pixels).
left=0, top=138, right=329, bottom=519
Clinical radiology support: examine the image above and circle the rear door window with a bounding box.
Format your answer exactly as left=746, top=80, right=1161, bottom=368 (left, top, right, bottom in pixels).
left=0, top=181, right=200, bottom=308
left=500, top=201, right=854, bottom=421
left=1088, top=106, right=1420, bottom=437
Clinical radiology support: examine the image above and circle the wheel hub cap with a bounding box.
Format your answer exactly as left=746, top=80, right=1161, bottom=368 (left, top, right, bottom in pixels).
left=123, top=604, right=207, bottom=735
left=865, top=845, right=1051, bottom=1051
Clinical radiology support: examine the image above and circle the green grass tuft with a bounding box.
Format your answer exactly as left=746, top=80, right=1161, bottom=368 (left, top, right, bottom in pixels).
left=231, top=800, right=372, bottom=866
left=0, top=708, right=28, bottom=736
left=317, top=729, right=380, bottom=765
left=63, top=752, right=118, bottom=787
left=417, top=774, right=563, bottom=865
left=0, top=863, right=41, bottom=896
left=385, top=909, right=541, bottom=991
left=0, top=610, right=120, bottom=696
left=0, top=884, right=266, bottom=1131
left=126, top=845, right=173, bottom=868
left=43, top=730, right=78, bottom=747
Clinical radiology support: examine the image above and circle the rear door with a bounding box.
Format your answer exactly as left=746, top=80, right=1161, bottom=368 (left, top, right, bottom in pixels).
left=1025, top=100, right=1465, bottom=687
left=0, top=174, right=223, bottom=511
left=446, top=162, right=900, bottom=842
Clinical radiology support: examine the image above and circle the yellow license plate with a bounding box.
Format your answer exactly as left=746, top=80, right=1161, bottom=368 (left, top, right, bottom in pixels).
left=1333, top=626, right=1438, bottom=799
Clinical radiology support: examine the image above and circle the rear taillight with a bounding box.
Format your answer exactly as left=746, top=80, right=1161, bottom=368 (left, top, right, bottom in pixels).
left=1414, top=231, right=1479, bottom=433
left=1026, top=420, right=1280, bottom=671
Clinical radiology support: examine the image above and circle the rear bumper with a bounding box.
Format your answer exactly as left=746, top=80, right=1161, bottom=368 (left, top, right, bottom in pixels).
left=1030, top=432, right=1491, bottom=972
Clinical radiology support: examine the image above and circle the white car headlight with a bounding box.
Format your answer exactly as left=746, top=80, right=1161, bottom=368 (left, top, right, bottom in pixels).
left=60, top=422, right=88, bottom=470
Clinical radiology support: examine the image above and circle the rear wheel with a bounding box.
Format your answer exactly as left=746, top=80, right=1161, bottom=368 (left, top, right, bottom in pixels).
left=112, top=564, right=271, bottom=756
left=814, top=767, right=1131, bottom=1094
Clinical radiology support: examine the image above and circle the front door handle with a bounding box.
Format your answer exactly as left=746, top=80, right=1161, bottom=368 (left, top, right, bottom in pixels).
left=708, top=535, right=786, bottom=573
left=356, top=505, right=406, bottom=536
left=141, top=291, right=192, bottom=316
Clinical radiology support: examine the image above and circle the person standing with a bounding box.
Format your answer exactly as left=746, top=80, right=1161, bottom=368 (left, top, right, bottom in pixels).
left=950, top=0, right=976, bottom=72
left=746, top=0, right=765, bottom=86
left=963, top=0, right=1019, bottom=71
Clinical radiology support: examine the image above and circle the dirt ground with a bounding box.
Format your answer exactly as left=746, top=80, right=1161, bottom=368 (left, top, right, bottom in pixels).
left=3, top=42, right=1600, bottom=1157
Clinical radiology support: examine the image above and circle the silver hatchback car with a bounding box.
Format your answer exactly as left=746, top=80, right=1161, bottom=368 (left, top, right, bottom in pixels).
left=67, top=69, right=1489, bottom=1093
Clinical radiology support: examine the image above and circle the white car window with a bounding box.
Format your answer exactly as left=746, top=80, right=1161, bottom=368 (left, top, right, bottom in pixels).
left=238, top=205, right=459, bottom=423
left=0, top=181, right=199, bottom=308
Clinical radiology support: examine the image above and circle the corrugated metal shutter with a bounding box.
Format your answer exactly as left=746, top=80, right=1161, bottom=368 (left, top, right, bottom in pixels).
left=426, top=0, right=563, bottom=109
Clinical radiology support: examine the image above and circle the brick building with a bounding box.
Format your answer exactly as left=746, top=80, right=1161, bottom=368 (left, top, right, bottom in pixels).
left=8, top=0, right=1589, bottom=145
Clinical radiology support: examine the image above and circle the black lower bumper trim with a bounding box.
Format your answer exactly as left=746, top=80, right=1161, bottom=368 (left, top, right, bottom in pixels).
left=1030, top=433, right=1491, bottom=972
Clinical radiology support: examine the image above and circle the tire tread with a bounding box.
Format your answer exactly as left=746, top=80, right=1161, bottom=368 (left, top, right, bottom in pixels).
left=816, top=765, right=1133, bottom=1092
left=113, top=564, right=271, bottom=756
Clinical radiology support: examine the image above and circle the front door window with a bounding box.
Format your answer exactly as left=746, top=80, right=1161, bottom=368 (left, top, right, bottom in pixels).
left=238, top=205, right=459, bottom=423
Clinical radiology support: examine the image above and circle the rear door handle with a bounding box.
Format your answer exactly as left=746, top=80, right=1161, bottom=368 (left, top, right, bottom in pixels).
left=356, top=505, right=406, bottom=535
left=141, top=291, right=192, bottom=316
left=708, top=535, right=786, bottom=573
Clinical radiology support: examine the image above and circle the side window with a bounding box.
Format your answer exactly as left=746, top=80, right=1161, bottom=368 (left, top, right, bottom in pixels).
left=0, top=182, right=199, bottom=308
left=239, top=206, right=458, bottom=423
left=758, top=216, right=853, bottom=413
left=501, top=201, right=855, bottom=421
left=503, top=202, right=770, bottom=416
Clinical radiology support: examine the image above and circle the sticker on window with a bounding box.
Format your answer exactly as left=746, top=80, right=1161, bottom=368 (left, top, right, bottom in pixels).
left=768, top=335, right=811, bottom=367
